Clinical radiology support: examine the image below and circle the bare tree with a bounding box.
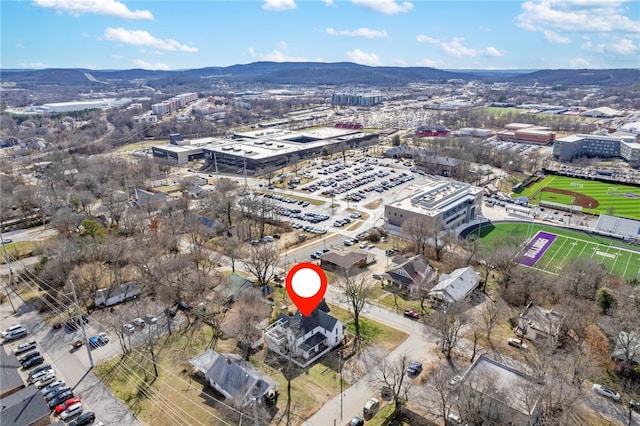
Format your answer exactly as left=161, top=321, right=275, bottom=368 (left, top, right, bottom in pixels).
left=336, top=272, right=373, bottom=344
left=371, top=354, right=411, bottom=408
left=435, top=302, right=466, bottom=359
left=262, top=165, right=278, bottom=186
left=289, top=154, right=301, bottom=176
left=424, top=365, right=459, bottom=423
left=400, top=216, right=431, bottom=256
left=242, top=243, right=279, bottom=287
left=221, top=236, right=245, bottom=273
left=234, top=288, right=271, bottom=360
left=558, top=258, right=607, bottom=300
left=479, top=298, right=501, bottom=343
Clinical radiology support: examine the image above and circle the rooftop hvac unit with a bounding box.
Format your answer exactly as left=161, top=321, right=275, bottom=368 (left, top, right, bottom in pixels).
left=233, top=146, right=242, bottom=151
left=276, top=143, right=285, bottom=147
left=222, top=146, right=232, bottom=151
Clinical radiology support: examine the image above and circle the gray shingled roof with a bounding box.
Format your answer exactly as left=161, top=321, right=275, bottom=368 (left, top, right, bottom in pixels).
left=276, top=307, right=339, bottom=335
left=0, top=385, right=50, bottom=426
left=0, top=346, right=23, bottom=397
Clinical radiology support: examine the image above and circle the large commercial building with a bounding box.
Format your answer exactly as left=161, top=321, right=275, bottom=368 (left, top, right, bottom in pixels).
left=331, top=93, right=383, bottom=106
left=152, top=127, right=378, bottom=168
left=384, top=178, right=483, bottom=230
left=553, top=133, right=640, bottom=165
left=151, top=92, right=198, bottom=116
left=496, top=123, right=555, bottom=145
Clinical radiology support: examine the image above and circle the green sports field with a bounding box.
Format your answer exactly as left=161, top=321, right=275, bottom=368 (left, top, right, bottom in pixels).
left=478, top=222, right=640, bottom=281
left=519, top=175, right=640, bottom=220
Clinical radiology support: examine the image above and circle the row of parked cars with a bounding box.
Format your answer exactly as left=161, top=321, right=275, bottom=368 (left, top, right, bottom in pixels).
left=123, top=314, right=157, bottom=334
left=7, top=332, right=98, bottom=425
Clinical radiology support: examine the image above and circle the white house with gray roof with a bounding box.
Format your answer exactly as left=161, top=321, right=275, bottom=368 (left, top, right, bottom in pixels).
left=429, top=266, right=480, bottom=303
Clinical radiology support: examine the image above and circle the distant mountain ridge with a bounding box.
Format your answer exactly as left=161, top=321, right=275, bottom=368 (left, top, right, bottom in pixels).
left=1, top=62, right=638, bottom=88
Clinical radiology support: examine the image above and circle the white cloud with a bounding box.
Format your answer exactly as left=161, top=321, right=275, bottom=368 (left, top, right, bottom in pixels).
left=484, top=46, right=504, bottom=57
left=247, top=47, right=316, bottom=62
left=516, top=0, right=640, bottom=38
left=392, top=58, right=407, bottom=66
left=18, top=62, right=51, bottom=68
left=351, top=0, right=413, bottom=15
left=34, top=0, right=153, bottom=20
left=262, top=0, right=297, bottom=11
left=440, top=37, right=478, bottom=58
left=132, top=59, right=170, bottom=70
left=543, top=30, right=571, bottom=44
left=323, top=0, right=335, bottom=6
left=416, top=35, right=439, bottom=44
left=568, top=57, right=594, bottom=68
left=346, top=49, right=380, bottom=65
left=326, top=27, right=388, bottom=38
left=15, top=43, right=25, bottom=49
left=418, top=58, right=439, bottom=67
left=110, top=54, right=123, bottom=59
left=277, top=41, right=288, bottom=49
left=610, top=39, right=638, bottom=55
left=104, top=28, right=198, bottom=53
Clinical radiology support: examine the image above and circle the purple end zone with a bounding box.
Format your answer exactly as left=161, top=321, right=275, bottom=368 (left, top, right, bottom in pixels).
left=518, top=231, right=558, bottom=267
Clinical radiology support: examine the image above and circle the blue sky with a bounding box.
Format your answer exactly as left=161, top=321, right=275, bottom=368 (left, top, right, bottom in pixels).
left=1, top=0, right=639, bottom=70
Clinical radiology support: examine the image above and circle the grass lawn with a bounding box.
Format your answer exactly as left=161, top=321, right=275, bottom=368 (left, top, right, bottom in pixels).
left=375, top=291, right=431, bottom=317
left=519, top=175, right=640, bottom=220
left=0, top=240, right=41, bottom=264
left=478, top=222, right=640, bottom=281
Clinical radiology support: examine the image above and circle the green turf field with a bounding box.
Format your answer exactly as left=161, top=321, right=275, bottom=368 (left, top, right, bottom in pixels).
left=519, top=175, right=640, bottom=220
left=478, top=222, right=640, bottom=281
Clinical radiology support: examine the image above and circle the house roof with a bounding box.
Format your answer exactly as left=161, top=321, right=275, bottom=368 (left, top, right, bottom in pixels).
left=98, top=281, right=140, bottom=299
left=192, top=350, right=276, bottom=408
left=385, top=254, right=435, bottom=286
left=321, top=251, right=368, bottom=269
left=215, top=273, right=253, bottom=301
left=0, top=384, right=51, bottom=426
left=460, top=356, right=542, bottom=418
left=429, top=267, right=480, bottom=303
left=519, top=302, right=565, bottom=337
left=276, top=306, right=339, bottom=335
left=133, top=188, right=168, bottom=206
left=612, top=331, right=640, bottom=364
left=0, top=346, right=23, bottom=397
left=299, top=331, right=326, bottom=352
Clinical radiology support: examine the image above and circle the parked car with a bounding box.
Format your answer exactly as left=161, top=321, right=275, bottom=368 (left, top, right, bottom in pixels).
left=507, top=338, right=528, bottom=350
left=2, top=324, right=25, bottom=337
left=449, top=375, right=462, bottom=387
left=40, top=380, right=65, bottom=395
left=98, top=332, right=110, bottom=344
left=346, top=415, right=365, bottom=426
left=145, top=314, right=157, bottom=324
left=403, top=309, right=420, bottom=320
left=48, top=390, right=74, bottom=408
left=3, top=328, right=28, bottom=341
left=132, top=317, right=145, bottom=327
left=45, top=386, right=71, bottom=402
left=18, top=350, right=41, bottom=364
left=22, top=355, right=45, bottom=369
left=69, top=412, right=95, bottom=426
left=407, top=361, right=423, bottom=376
left=55, top=396, right=82, bottom=414
left=28, top=363, right=52, bottom=380
left=363, top=398, right=379, bottom=417
left=29, top=368, right=54, bottom=383
left=88, top=336, right=100, bottom=348
left=35, top=372, right=57, bottom=389
left=13, top=340, right=37, bottom=355
left=592, top=383, right=620, bottom=401
left=630, top=399, right=639, bottom=413
left=123, top=323, right=135, bottom=334
left=60, top=402, right=83, bottom=420
left=372, top=273, right=382, bottom=280
left=350, top=212, right=362, bottom=219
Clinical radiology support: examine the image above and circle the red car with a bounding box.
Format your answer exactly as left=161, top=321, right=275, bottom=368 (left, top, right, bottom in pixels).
left=403, top=309, right=420, bottom=320
left=54, top=396, right=82, bottom=414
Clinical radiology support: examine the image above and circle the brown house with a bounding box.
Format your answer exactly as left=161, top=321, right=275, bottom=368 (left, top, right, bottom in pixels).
left=319, top=251, right=368, bottom=275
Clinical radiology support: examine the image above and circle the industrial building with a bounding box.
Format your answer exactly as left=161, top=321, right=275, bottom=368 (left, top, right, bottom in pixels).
left=152, top=127, right=378, bottom=168
left=553, top=133, right=640, bottom=165
left=496, top=123, right=556, bottom=145
left=384, top=178, right=483, bottom=230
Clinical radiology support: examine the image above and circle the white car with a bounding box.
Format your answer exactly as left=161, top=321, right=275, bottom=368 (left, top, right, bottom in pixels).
left=145, top=314, right=157, bottom=324
left=40, top=380, right=65, bottom=395
left=60, top=402, right=83, bottom=420
left=35, top=372, right=57, bottom=389
left=123, top=323, right=135, bottom=334
left=592, top=383, right=620, bottom=401
left=2, top=324, right=25, bottom=337
left=98, top=332, right=110, bottom=344
left=132, top=317, right=145, bottom=327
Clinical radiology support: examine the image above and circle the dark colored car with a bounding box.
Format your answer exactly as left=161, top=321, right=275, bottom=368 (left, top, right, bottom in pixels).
left=18, top=351, right=41, bottom=364
left=45, top=385, right=71, bottom=401
left=22, top=355, right=45, bottom=369
left=28, top=363, right=52, bottom=379
left=407, top=361, right=423, bottom=376
left=69, top=412, right=96, bottom=426
left=65, top=315, right=89, bottom=331
left=48, top=390, right=74, bottom=408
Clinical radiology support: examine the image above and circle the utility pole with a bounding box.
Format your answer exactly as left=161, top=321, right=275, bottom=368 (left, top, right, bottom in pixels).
left=1, top=235, right=17, bottom=313
left=70, top=280, right=94, bottom=368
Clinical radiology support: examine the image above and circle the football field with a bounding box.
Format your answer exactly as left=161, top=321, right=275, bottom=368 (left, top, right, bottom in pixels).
left=517, top=229, right=640, bottom=280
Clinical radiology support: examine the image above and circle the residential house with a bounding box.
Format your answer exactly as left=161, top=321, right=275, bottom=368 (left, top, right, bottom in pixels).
left=132, top=188, right=168, bottom=208
left=0, top=346, right=23, bottom=398
left=457, top=355, right=543, bottom=425
left=516, top=302, right=565, bottom=345
left=428, top=266, right=480, bottom=303
left=0, top=385, right=51, bottom=426
left=190, top=350, right=277, bottom=408
left=612, top=331, right=640, bottom=370
left=319, top=251, right=368, bottom=275
left=214, top=272, right=253, bottom=304
left=382, top=254, right=437, bottom=293
left=264, top=302, right=344, bottom=368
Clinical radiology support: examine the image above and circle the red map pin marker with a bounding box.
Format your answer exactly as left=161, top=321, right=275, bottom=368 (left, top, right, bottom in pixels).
left=286, top=262, right=328, bottom=317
